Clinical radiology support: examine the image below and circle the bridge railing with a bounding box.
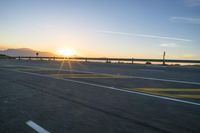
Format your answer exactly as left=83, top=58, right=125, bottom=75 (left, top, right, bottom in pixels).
left=13, top=56, right=200, bottom=64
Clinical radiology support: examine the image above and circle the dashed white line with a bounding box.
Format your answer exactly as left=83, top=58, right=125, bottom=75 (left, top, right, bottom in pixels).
left=26, top=120, right=50, bottom=133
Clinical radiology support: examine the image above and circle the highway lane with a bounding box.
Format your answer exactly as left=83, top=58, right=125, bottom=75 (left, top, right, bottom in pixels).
left=0, top=60, right=200, bottom=133
left=1, top=59, right=200, bottom=83
left=7, top=65, right=200, bottom=104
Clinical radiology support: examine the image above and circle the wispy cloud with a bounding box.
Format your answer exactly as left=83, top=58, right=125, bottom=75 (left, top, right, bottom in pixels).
left=170, top=17, right=200, bottom=24
left=98, top=30, right=192, bottom=42
left=160, top=43, right=179, bottom=47
left=185, top=0, right=200, bottom=7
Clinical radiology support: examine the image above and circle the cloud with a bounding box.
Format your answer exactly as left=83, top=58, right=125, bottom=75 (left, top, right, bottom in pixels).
left=185, top=0, right=200, bottom=7
left=98, top=30, right=192, bottom=42
left=160, top=43, right=179, bottom=47
left=170, top=17, right=200, bottom=24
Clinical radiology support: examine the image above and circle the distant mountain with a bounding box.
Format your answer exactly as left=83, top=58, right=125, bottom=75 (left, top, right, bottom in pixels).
left=0, top=48, right=56, bottom=57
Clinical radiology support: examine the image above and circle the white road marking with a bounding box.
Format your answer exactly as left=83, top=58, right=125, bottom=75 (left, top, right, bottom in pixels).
left=146, top=65, right=168, bottom=68
left=67, top=69, right=200, bottom=85
left=5, top=64, right=200, bottom=85
left=69, top=70, right=200, bottom=85
left=26, top=120, right=50, bottom=133
left=137, top=69, right=165, bottom=72
left=15, top=70, right=200, bottom=106
left=130, top=75, right=200, bottom=85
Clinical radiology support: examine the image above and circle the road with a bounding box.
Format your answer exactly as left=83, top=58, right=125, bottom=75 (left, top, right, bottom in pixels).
left=0, top=59, right=200, bottom=133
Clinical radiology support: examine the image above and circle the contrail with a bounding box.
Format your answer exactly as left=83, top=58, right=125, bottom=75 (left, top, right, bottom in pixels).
left=98, top=30, right=192, bottom=42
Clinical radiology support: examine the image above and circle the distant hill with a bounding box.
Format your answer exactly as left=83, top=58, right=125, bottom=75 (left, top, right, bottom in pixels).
left=0, top=54, right=13, bottom=59
left=0, top=48, right=56, bottom=57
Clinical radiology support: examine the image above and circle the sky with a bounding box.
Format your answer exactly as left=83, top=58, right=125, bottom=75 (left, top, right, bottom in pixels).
left=0, top=0, right=200, bottom=59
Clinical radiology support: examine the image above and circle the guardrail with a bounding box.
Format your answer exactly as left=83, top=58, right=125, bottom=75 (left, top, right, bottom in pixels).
left=13, top=56, right=200, bottom=64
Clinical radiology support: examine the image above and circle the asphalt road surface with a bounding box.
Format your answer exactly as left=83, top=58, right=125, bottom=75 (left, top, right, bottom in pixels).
left=0, top=59, right=200, bottom=133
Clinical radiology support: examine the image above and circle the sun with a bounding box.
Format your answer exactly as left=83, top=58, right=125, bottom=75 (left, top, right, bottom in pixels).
left=58, top=48, right=75, bottom=57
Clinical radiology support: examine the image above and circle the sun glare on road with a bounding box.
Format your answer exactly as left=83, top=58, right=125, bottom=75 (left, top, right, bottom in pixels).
left=58, top=48, right=75, bottom=57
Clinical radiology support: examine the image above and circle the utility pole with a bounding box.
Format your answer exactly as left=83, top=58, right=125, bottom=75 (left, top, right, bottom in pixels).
left=163, top=51, right=166, bottom=65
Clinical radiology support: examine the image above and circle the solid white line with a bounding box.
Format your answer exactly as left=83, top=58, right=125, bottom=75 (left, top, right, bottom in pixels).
left=15, top=70, right=200, bottom=106
left=7, top=64, right=200, bottom=85
left=130, top=76, right=200, bottom=85
left=137, top=69, right=165, bottom=72
left=70, top=70, right=200, bottom=85
left=145, top=65, right=168, bottom=68
left=67, top=69, right=200, bottom=85
left=26, top=120, right=50, bottom=133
